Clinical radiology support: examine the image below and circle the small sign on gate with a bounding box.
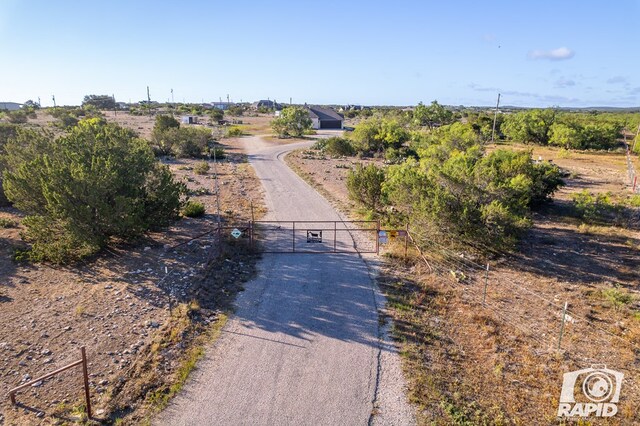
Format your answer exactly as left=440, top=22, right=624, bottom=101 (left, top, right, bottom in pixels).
left=378, top=230, right=388, bottom=245
left=307, top=230, right=322, bottom=243
left=231, top=228, right=242, bottom=239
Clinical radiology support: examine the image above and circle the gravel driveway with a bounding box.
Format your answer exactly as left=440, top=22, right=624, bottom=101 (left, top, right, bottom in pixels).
left=155, top=136, right=415, bottom=426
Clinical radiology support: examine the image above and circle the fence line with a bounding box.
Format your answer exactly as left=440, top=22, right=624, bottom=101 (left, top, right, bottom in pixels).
left=403, top=228, right=640, bottom=360
left=624, top=135, right=639, bottom=193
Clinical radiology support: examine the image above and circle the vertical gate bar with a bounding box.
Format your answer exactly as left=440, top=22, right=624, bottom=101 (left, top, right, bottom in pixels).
left=249, top=221, right=253, bottom=250
left=80, top=347, right=92, bottom=419
left=376, top=220, right=380, bottom=254
left=292, top=221, right=295, bottom=253
left=334, top=221, right=337, bottom=252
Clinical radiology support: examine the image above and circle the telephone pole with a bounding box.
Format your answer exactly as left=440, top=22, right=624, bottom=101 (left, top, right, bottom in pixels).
left=52, top=95, right=56, bottom=109
left=491, top=93, right=501, bottom=144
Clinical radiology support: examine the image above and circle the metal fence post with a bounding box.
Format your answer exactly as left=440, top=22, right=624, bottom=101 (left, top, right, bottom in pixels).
left=81, top=347, right=92, bottom=419
left=292, top=221, right=296, bottom=253
left=404, top=224, right=409, bottom=259
left=482, top=263, right=490, bottom=305
left=558, top=301, right=568, bottom=350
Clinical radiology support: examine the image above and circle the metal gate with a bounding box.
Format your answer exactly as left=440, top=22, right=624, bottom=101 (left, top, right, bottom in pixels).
left=250, top=220, right=379, bottom=254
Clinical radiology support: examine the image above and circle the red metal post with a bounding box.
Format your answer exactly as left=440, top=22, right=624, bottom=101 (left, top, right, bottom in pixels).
left=81, top=347, right=92, bottom=419
left=634, top=175, right=637, bottom=192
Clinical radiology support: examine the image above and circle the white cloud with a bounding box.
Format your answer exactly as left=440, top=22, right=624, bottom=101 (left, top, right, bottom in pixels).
left=528, top=47, right=575, bottom=61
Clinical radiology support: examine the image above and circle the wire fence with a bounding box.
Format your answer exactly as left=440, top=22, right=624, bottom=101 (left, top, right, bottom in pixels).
left=403, top=228, right=640, bottom=368
left=624, top=136, right=639, bottom=194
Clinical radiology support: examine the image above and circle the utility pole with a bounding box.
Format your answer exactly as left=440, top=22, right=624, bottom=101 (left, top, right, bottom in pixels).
left=112, top=93, right=116, bottom=116
left=171, top=88, right=174, bottom=104
left=52, top=95, right=56, bottom=109
left=227, top=94, right=230, bottom=103
left=491, top=93, right=501, bottom=144
left=37, top=97, right=41, bottom=107
left=147, top=86, right=151, bottom=116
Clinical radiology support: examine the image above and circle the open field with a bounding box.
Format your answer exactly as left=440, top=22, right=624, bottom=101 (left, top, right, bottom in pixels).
left=286, top=142, right=640, bottom=424
left=0, top=113, right=265, bottom=424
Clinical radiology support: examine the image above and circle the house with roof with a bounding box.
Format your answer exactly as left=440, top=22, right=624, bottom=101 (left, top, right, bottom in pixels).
left=0, top=102, right=22, bottom=111
left=306, top=105, right=344, bottom=129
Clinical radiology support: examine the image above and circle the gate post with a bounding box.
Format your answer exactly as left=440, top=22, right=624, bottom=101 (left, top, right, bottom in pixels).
left=292, top=221, right=296, bottom=253
left=376, top=220, right=380, bottom=254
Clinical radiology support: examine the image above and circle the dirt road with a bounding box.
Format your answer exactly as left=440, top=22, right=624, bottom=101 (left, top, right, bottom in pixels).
left=155, top=136, right=415, bottom=425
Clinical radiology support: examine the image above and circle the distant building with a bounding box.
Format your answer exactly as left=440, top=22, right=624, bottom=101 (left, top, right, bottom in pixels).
left=212, top=102, right=233, bottom=110
left=252, top=100, right=276, bottom=109
left=0, top=102, right=22, bottom=111
left=306, top=106, right=344, bottom=130
left=181, top=116, right=198, bottom=124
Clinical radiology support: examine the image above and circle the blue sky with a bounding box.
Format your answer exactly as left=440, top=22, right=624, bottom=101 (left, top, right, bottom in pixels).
left=1, top=0, right=638, bottom=107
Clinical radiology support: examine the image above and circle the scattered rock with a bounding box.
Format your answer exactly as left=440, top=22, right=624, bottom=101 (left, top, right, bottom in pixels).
left=146, top=320, right=160, bottom=328
left=31, top=380, right=43, bottom=387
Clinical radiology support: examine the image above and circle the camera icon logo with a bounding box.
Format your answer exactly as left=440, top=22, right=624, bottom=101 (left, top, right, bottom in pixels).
left=557, top=365, right=623, bottom=418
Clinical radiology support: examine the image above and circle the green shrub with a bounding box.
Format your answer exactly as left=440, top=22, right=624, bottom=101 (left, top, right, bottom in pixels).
left=209, top=109, right=224, bottom=121
left=2, top=119, right=186, bottom=263
left=271, top=106, right=312, bottom=138
left=154, top=115, right=180, bottom=133
left=602, top=287, right=634, bottom=310
left=193, top=161, right=210, bottom=175
left=346, top=163, right=385, bottom=211
left=323, top=137, right=355, bottom=157
left=6, top=110, right=28, bottom=124
left=210, top=146, right=226, bottom=160
left=225, top=126, right=243, bottom=137
left=227, top=105, right=245, bottom=116
left=182, top=201, right=205, bottom=217
left=572, top=190, right=619, bottom=223
left=0, top=124, right=19, bottom=206
left=151, top=127, right=211, bottom=158
left=380, top=126, right=564, bottom=251
left=0, top=218, right=17, bottom=228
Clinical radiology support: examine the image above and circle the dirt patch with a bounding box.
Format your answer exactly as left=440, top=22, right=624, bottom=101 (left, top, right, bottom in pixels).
left=285, top=149, right=383, bottom=214
left=0, top=116, right=265, bottom=425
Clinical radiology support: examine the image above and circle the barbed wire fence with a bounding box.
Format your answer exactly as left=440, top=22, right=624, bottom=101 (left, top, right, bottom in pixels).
left=401, top=227, right=639, bottom=395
